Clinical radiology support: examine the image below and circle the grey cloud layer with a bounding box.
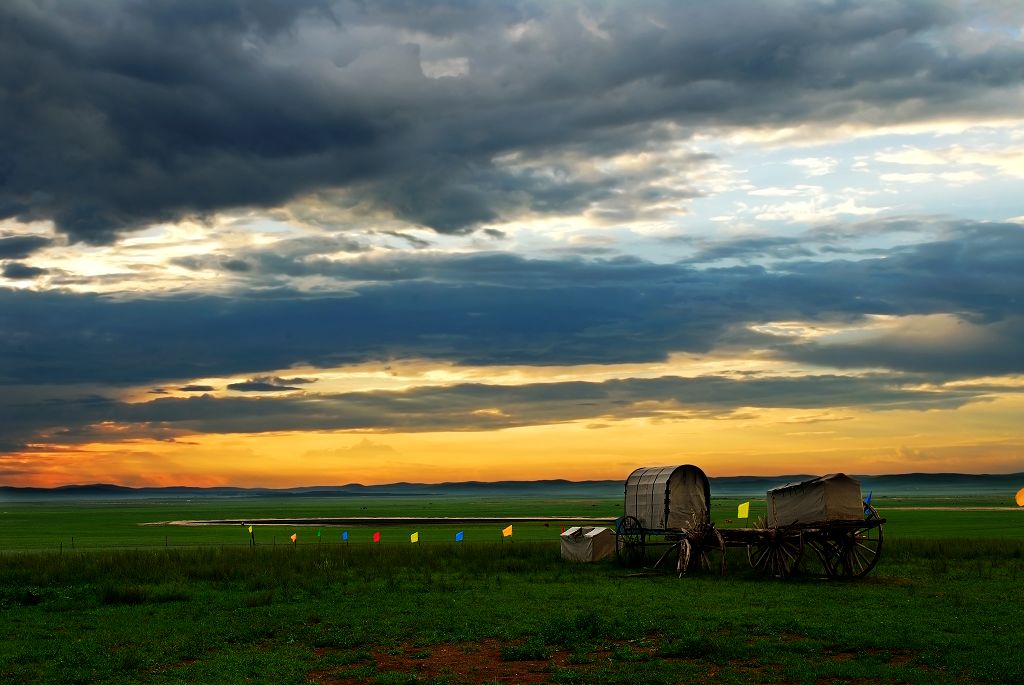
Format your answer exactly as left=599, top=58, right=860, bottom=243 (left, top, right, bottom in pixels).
left=0, top=373, right=988, bottom=451
left=1, top=221, right=1021, bottom=390
left=2, top=220, right=1021, bottom=450
left=3, top=1, right=1024, bottom=241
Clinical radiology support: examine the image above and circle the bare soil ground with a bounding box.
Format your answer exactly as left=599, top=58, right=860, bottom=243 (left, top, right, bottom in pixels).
left=309, top=638, right=673, bottom=685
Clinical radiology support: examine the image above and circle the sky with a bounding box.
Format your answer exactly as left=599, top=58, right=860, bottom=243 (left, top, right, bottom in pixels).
left=2, top=0, right=1023, bottom=488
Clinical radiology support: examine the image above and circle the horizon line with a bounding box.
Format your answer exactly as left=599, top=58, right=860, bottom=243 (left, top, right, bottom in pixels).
left=5, top=470, right=1023, bottom=491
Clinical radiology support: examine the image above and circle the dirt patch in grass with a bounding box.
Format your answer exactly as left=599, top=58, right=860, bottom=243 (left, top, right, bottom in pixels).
left=887, top=649, right=916, bottom=667
left=312, top=639, right=569, bottom=684
left=829, top=646, right=918, bottom=662
left=310, top=638, right=671, bottom=684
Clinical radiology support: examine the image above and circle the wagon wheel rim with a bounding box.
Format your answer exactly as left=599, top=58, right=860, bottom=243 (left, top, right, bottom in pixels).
left=615, top=515, right=646, bottom=567
left=747, top=531, right=803, bottom=578
left=835, top=504, right=884, bottom=578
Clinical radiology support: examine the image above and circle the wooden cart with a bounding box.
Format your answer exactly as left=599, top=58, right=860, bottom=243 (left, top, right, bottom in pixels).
left=615, top=466, right=885, bottom=579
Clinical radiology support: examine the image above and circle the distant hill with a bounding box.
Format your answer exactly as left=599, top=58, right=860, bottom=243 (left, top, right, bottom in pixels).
left=1, top=472, right=1021, bottom=500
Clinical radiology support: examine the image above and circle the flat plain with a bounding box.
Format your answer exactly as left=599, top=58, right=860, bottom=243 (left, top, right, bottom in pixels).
left=1, top=494, right=1022, bottom=684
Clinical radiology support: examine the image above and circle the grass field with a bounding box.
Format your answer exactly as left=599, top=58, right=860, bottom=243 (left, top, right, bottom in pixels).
left=2, top=494, right=1022, bottom=551
left=1, top=495, right=1023, bottom=684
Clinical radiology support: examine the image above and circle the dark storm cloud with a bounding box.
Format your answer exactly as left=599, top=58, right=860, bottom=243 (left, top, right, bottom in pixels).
left=0, top=373, right=992, bottom=450
left=227, top=380, right=299, bottom=392
left=221, top=259, right=252, bottom=273
left=0, top=235, right=53, bottom=259
left=2, top=262, right=48, bottom=279
left=3, top=1, right=1023, bottom=242
left=227, top=375, right=316, bottom=391
left=1, top=220, right=1021, bottom=388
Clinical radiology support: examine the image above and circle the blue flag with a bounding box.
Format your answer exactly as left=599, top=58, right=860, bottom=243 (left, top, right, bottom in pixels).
left=342, top=531, right=349, bottom=541
left=865, top=491, right=872, bottom=504
left=455, top=531, right=464, bottom=542
left=864, top=491, right=873, bottom=515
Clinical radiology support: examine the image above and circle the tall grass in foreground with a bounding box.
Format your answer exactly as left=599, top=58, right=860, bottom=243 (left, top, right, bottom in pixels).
left=3, top=539, right=1024, bottom=684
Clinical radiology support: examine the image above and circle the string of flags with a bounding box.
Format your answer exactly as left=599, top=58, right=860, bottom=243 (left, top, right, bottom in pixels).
left=250, top=525, right=526, bottom=545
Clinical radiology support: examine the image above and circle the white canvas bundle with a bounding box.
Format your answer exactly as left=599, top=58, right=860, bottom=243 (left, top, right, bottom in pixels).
left=560, top=526, right=615, bottom=562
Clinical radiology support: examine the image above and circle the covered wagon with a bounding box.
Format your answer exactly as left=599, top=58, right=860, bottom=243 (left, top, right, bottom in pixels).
left=616, top=465, right=725, bottom=573
left=751, top=473, right=884, bottom=578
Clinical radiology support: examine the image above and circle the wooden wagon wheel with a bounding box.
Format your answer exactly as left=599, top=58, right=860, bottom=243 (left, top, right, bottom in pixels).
left=822, top=503, right=884, bottom=579
left=615, top=515, right=646, bottom=567
left=679, top=524, right=726, bottom=577
left=747, top=530, right=803, bottom=578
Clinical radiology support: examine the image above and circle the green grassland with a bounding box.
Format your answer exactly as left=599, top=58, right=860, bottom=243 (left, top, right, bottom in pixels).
left=2, top=494, right=1021, bottom=551
left=1, top=495, right=1023, bottom=684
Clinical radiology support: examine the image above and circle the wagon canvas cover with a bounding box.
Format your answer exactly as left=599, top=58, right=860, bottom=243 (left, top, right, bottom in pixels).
left=560, top=526, right=614, bottom=562
left=767, top=473, right=863, bottom=527
left=624, top=465, right=710, bottom=530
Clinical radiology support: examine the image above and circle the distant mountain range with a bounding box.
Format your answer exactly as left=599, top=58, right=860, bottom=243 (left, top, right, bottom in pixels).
left=1, top=472, right=1022, bottom=500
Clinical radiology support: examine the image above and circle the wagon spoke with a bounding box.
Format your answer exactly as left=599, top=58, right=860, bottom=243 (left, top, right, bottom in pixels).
left=850, top=546, right=866, bottom=575
left=752, top=544, right=771, bottom=570
left=748, top=531, right=802, bottom=578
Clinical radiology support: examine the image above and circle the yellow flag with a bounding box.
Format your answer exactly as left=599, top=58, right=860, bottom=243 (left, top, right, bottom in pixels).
left=247, top=525, right=253, bottom=534
left=502, top=524, right=513, bottom=537
left=290, top=533, right=297, bottom=543
left=738, top=502, right=750, bottom=519
left=410, top=531, right=419, bottom=543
